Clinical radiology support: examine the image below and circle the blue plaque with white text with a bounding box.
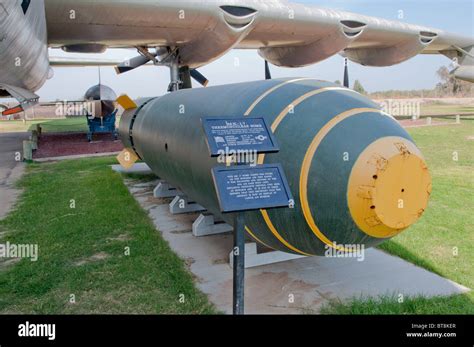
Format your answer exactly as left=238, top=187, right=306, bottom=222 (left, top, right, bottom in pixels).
left=211, top=164, right=294, bottom=213
left=202, top=117, right=279, bottom=157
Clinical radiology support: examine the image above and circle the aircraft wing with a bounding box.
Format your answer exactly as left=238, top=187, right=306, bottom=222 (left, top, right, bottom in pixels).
left=44, top=0, right=474, bottom=82
left=0, top=83, right=39, bottom=116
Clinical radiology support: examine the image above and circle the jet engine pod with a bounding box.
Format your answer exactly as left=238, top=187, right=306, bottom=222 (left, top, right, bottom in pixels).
left=119, top=78, right=431, bottom=256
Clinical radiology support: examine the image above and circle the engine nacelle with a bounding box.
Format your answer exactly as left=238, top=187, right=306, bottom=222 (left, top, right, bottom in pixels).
left=259, top=20, right=366, bottom=67
left=344, top=31, right=438, bottom=66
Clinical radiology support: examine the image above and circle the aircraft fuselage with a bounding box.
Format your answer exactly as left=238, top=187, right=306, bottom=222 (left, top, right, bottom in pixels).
left=0, top=0, right=50, bottom=95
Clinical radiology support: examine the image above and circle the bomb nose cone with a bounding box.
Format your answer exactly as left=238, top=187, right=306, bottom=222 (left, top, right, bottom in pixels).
left=348, top=136, right=432, bottom=239
left=372, top=152, right=431, bottom=229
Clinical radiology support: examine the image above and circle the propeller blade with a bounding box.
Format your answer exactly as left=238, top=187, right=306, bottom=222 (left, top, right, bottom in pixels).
left=265, top=60, right=272, bottom=80
left=115, top=55, right=152, bottom=75
left=190, top=69, right=209, bottom=87
left=343, top=58, right=350, bottom=88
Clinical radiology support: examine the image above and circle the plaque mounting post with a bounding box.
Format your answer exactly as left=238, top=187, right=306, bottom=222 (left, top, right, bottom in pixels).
left=201, top=116, right=293, bottom=315
left=232, top=212, right=245, bottom=315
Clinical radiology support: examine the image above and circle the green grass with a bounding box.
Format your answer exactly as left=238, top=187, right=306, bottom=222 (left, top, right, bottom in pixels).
left=0, top=157, right=216, bottom=314
left=320, top=294, right=474, bottom=315
left=421, top=104, right=474, bottom=116
left=322, top=119, right=474, bottom=314
left=0, top=118, right=89, bottom=133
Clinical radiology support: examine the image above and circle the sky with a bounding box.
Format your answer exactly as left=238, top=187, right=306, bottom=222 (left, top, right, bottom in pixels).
left=37, top=0, right=474, bottom=101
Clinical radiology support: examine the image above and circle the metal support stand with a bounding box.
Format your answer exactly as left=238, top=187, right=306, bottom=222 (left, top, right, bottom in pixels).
left=233, top=213, right=245, bottom=315
left=192, top=213, right=233, bottom=237
left=229, top=242, right=305, bottom=269
left=169, top=195, right=206, bottom=214
left=153, top=181, right=182, bottom=198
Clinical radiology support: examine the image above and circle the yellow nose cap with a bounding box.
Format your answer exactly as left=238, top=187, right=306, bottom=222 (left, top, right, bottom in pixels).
left=348, top=137, right=432, bottom=239
left=372, top=153, right=431, bottom=229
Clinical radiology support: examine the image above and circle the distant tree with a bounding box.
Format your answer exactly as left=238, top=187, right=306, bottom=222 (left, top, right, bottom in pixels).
left=436, top=66, right=469, bottom=95
left=436, top=66, right=450, bottom=83
left=368, top=65, right=472, bottom=99
left=334, top=80, right=342, bottom=85
left=353, top=80, right=366, bottom=94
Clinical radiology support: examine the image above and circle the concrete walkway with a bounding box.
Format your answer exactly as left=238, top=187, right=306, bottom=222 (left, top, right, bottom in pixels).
left=0, top=132, right=28, bottom=220
left=111, top=163, right=152, bottom=175
left=123, top=175, right=470, bottom=314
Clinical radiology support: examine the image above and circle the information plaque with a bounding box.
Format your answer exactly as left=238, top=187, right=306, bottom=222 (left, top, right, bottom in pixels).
left=211, top=164, right=294, bottom=213
left=202, top=117, right=279, bottom=157
left=202, top=117, right=294, bottom=315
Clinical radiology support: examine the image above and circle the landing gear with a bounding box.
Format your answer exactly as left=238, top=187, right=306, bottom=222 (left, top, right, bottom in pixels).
left=166, top=50, right=193, bottom=92
left=115, top=46, right=208, bottom=93
left=167, top=51, right=182, bottom=92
